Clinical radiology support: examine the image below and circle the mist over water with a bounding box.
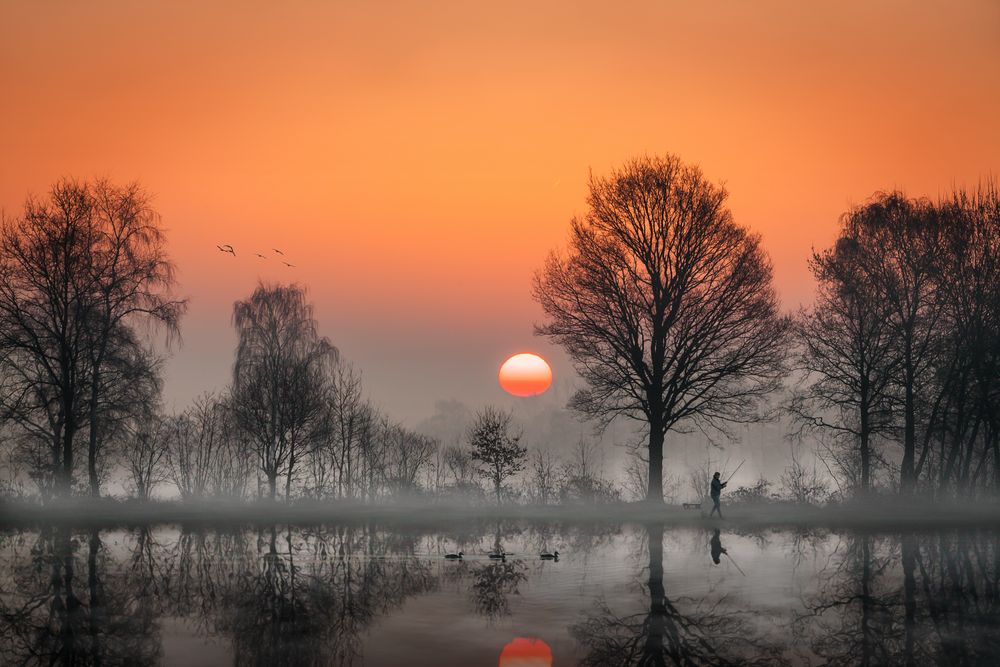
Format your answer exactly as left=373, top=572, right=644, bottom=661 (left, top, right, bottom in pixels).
left=1, top=519, right=996, bottom=666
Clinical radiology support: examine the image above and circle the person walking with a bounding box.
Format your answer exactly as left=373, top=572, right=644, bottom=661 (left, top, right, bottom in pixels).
left=709, top=472, right=727, bottom=518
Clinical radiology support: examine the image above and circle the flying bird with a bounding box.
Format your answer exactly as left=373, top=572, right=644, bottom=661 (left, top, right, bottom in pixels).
left=283, top=261, right=295, bottom=267
left=255, top=253, right=267, bottom=259
left=217, top=244, right=236, bottom=256
left=273, top=248, right=284, bottom=255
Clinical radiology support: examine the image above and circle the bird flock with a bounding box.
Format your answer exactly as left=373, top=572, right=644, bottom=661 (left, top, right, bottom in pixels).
left=217, top=244, right=295, bottom=267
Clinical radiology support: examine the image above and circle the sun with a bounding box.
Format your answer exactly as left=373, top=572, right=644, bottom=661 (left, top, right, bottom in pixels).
left=499, top=637, right=553, bottom=666
left=498, top=353, right=552, bottom=397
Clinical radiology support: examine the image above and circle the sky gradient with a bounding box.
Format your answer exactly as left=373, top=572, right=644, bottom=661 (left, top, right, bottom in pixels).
left=2, top=0, right=998, bottom=422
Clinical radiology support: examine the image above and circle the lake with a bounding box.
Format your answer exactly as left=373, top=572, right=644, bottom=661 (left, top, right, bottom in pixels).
left=0, top=520, right=997, bottom=665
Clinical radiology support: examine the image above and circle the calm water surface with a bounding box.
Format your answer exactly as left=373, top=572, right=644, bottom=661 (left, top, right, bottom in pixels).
left=1, top=521, right=997, bottom=665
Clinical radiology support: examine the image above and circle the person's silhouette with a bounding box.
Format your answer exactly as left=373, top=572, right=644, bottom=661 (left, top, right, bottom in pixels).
left=709, top=472, right=727, bottom=518
left=709, top=529, right=726, bottom=565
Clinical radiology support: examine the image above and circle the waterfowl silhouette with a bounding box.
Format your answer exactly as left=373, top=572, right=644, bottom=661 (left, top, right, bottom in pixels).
left=444, top=551, right=464, bottom=560
left=487, top=550, right=506, bottom=560
left=540, top=550, right=559, bottom=559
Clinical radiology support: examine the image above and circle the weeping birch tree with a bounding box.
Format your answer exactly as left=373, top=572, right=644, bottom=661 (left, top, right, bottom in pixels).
left=230, top=283, right=337, bottom=500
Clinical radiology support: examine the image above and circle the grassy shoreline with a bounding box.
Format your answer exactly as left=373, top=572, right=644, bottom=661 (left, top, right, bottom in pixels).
left=2, top=498, right=999, bottom=530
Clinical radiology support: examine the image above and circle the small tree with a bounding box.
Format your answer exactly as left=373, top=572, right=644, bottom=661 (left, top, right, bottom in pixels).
left=121, top=414, right=170, bottom=500
left=779, top=449, right=830, bottom=505
left=468, top=407, right=526, bottom=505
left=527, top=449, right=560, bottom=505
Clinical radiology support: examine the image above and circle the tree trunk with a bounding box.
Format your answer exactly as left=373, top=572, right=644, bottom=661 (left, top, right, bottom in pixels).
left=61, top=409, right=76, bottom=498
left=901, top=534, right=917, bottom=667
left=87, top=361, right=104, bottom=498
left=646, top=429, right=664, bottom=503
left=859, top=431, right=871, bottom=496
left=644, top=523, right=666, bottom=661
left=859, top=398, right=871, bottom=495
left=900, top=345, right=916, bottom=494
left=268, top=473, right=277, bottom=500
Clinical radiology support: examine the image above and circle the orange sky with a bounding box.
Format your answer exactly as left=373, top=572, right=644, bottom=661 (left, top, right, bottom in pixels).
left=1, top=1, right=998, bottom=421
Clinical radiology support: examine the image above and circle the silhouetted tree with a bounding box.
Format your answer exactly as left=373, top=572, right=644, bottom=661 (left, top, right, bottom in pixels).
left=534, top=155, right=789, bottom=502
left=467, top=406, right=526, bottom=504
left=527, top=448, right=560, bottom=505
left=121, top=412, right=170, bottom=500
left=790, top=228, right=898, bottom=495
left=931, top=184, right=1000, bottom=494
left=843, top=193, right=944, bottom=493
left=0, top=179, right=184, bottom=499
left=81, top=180, right=184, bottom=496
left=0, top=182, right=103, bottom=496
left=230, top=283, right=337, bottom=500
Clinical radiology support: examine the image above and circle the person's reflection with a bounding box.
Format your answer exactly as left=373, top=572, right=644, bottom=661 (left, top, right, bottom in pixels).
left=709, top=529, right=726, bottom=565
left=572, top=523, right=784, bottom=665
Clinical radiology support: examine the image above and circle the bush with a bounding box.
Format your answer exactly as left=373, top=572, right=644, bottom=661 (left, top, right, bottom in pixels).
left=728, top=477, right=776, bottom=504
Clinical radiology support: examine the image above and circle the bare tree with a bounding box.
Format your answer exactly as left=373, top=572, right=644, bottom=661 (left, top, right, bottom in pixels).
left=527, top=448, right=560, bottom=505
left=0, top=181, right=101, bottom=496
left=559, top=438, right=620, bottom=503
left=534, top=155, right=789, bottom=502
left=930, top=184, right=1000, bottom=495
left=320, top=361, right=366, bottom=498
left=622, top=451, right=649, bottom=503
left=789, top=229, right=898, bottom=495
left=443, top=443, right=478, bottom=487
left=840, top=193, right=945, bottom=494
left=0, top=179, right=184, bottom=499
left=166, top=393, right=235, bottom=499
left=468, top=407, right=526, bottom=505
left=779, top=448, right=829, bottom=505
left=82, top=180, right=184, bottom=496
left=121, top=413, right=170, bottom=500
left=383, top=425, right=437, bottom=496
left=230, top=283, right=337, bottom=500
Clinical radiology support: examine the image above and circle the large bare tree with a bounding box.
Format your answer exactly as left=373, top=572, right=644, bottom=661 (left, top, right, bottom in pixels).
left=0, top=182, right=98, bottom=496
left=533, top=155, right=789, bottom=502
left=837, top=193, right=944, bottom=493
left=230, top=283, right=337, bottom=500
left=0, top=179, right=184, bottom=498
left=82, top=180, right=184, bottom=496
left=790, top=234, right=898, bottom=495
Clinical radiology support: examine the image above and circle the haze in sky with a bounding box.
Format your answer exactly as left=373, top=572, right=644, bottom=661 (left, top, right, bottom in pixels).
left=2, top=0, right=998, bottom=422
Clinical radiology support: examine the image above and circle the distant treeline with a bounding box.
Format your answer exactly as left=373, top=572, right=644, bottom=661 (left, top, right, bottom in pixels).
left=1, top=158, right=998, bottom=505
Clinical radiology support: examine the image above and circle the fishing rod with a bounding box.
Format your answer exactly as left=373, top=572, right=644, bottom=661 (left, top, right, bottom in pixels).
left=724, top=551, right=747, bottom=577
left=724, top=460, right=745, bottom=484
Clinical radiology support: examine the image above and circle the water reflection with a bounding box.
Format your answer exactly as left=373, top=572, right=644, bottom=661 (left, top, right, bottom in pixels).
left=572, top=524, right=786, bottom=666
left=0, top=527, right=162, bottom=664
left=799, top=531, right=1000, bottom=666
left=499, top=636, right=553, bottom=666
left=0, top=523, right=997, bottom=665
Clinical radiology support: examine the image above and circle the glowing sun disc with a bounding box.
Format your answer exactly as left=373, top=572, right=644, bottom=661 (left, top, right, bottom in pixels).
left=499, top=637, right=553, bottom=666
left=499, top=353, right=552, bottom=397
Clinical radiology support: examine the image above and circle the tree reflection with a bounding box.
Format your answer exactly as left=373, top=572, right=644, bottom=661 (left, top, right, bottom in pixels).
left=472, top=558, right=528, bottom=621
left=800, top=531, right=1000, bottom=665
left=204, top=525, right=438, bottom=665
left=572, top=523, right=785, bottom=666
left=0, top=527, right=161, bottom=664
left=0, top=524, right=440, bottom=665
